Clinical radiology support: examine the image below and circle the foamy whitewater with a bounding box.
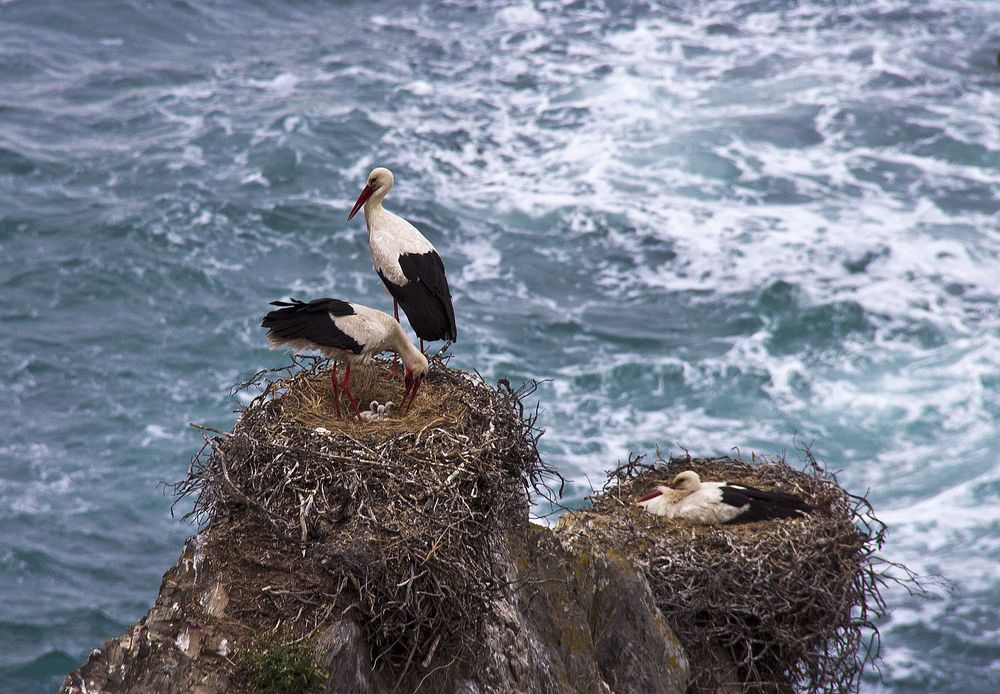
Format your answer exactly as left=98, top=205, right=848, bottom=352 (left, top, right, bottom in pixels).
left=1, top=1, right=998, bottom=691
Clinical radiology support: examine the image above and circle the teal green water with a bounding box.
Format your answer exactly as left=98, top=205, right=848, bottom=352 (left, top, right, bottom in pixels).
left=2, top=1, right=1000, bottom=691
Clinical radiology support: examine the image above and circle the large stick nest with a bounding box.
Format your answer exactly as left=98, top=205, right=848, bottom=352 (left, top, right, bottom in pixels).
left=175, top=356, right=558, bottom=680
left=567, top=452, right=887, bottom=694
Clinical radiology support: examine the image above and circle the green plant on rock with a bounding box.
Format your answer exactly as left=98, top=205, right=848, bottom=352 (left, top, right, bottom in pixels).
left=234, top=629, right=328, bottom=694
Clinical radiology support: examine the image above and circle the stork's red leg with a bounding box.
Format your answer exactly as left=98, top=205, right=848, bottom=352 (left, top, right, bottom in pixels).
left=391, top=298, right=400, bottom=374
left=331, top=361, right=342, bottom=419
left=342, top=363, right=361, bottom=421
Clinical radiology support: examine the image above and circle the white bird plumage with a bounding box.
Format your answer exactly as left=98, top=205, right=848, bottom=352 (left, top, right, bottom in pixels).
left=637, top=470, right=812, bottom=525
left=348, top=167, right=457, bottom=349
left=359, top=401, right=381, bottom=422
left=262, top=298, right=428, bottom=420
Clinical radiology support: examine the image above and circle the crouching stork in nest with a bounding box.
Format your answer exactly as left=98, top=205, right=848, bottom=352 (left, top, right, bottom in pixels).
left=638, top=470, right=812, bottom=525
left=262, top=298, right=428, bottom=420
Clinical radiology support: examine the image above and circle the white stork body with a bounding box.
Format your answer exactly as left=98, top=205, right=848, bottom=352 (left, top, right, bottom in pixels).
left=349, top=168, right=457, bottom=348
left=367, top=206, right=435, bottom=287
left=637, top=471, right=811, bottom=525
left=262, top=298, right=428, bottom=419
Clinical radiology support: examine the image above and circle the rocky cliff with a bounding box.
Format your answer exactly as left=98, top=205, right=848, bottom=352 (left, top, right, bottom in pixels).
left=61, top=362, right=692, bottom=693
left=61, top=519, right=689, bottom=693
left=61, top=362, right=882, bottom=693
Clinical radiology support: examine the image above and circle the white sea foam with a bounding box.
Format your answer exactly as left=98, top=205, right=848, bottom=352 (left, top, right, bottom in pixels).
left=401, top=80, right=433, bottom=96
left=368, top=1, right=1000, bottom=358
left=455, top=236, right=502, bottom=285
left=248, top=72, right=299, bottom=96
left=496, top=3, right=545, bottom=29
left=240, top=171, right=269, bottom=187
left=2, top=454, right=86, bottom=515
left=141, top=424, right=183, bottom=447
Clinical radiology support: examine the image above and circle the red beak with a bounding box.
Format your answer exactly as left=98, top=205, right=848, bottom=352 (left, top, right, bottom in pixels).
left=403, top=378, right=421, bottom=414
left=348, top=184, right=375, bottom=220
left=637, top=489, right=663, bottom=503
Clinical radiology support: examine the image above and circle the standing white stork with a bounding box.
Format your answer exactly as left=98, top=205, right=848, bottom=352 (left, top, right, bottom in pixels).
left=261, top=298, right=428, bottom=420
left=348, top=167, right=457, bottom=352
left=637, top=471, right=812, bottom=525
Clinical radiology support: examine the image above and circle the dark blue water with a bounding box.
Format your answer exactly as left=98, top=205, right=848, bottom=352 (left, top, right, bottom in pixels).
left=2, top=1, right=999, bottom=691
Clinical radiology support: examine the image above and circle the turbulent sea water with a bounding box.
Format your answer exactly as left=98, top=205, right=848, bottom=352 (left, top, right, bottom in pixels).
left=2, top=1, right=999, bottom=691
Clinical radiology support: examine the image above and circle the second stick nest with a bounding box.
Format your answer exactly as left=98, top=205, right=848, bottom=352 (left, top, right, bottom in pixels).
left=561, top=453, right=886, bottom=694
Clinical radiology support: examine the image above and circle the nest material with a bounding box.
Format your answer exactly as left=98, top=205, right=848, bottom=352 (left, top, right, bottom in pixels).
left=175, top=356, right=556, bottom=681
left=577, top=453, right=885, bottom=694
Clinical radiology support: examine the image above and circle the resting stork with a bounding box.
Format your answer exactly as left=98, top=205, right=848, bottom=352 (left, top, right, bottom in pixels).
left=637, top=471, right=812, bottom=524
left=348, top=167, right=457, bottom=352
left=261, top=298, right=428, bottom=420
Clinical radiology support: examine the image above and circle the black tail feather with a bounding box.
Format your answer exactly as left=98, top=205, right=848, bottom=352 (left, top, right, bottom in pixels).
left=261, top=298, right=363, bottom=354
left=720, top=484, right=813, bottom=524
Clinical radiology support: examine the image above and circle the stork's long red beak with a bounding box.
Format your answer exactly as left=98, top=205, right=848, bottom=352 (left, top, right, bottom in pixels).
left=348, top=184, right=374, bottom=220
left=637, top=489, right=663, bottom=503
left=403, top=378, right=421, bottom=414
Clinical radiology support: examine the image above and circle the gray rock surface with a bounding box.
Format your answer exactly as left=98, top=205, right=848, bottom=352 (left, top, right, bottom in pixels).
left=61, top=523, right=689, bottom=694
left=464, top=524, right=688, bottom=693
left=60, top=536, right=233, bottom=694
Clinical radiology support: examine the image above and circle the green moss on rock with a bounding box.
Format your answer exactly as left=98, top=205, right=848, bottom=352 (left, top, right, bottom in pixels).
left=234, top=630, right=328, bottom=694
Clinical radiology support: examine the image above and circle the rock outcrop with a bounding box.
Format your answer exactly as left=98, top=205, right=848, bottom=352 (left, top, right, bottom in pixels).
left=466, top=524, right=688, bottom=693
left=61, top=362, right=680, bottom=692
left=60, top=364, right=882, bottom=693
left=61, top=522, right=689, bottom=693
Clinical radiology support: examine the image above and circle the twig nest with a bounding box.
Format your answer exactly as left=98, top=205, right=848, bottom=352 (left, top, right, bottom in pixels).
left=178, top=357, right=556, bottom=679
left=565, top=454, right=885, bottom=693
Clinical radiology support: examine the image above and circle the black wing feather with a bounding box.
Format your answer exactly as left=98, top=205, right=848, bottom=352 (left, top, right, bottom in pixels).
left=382, top=250, right=457, bottom=342
left=719, top=484, right=812, bottom=524
left=261, top=297, right=363, bottom=354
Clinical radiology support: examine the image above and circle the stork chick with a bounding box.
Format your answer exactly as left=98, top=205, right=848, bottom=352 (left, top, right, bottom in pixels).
left=359, top=401, right=381, bottom=422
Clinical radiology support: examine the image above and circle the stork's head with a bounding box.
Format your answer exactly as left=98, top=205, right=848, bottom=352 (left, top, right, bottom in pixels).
left=348, top=167, right=394, bottom=220
left=668, top=470, right=702, bottom=493
left=401, top=350, right=428, bottom=413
